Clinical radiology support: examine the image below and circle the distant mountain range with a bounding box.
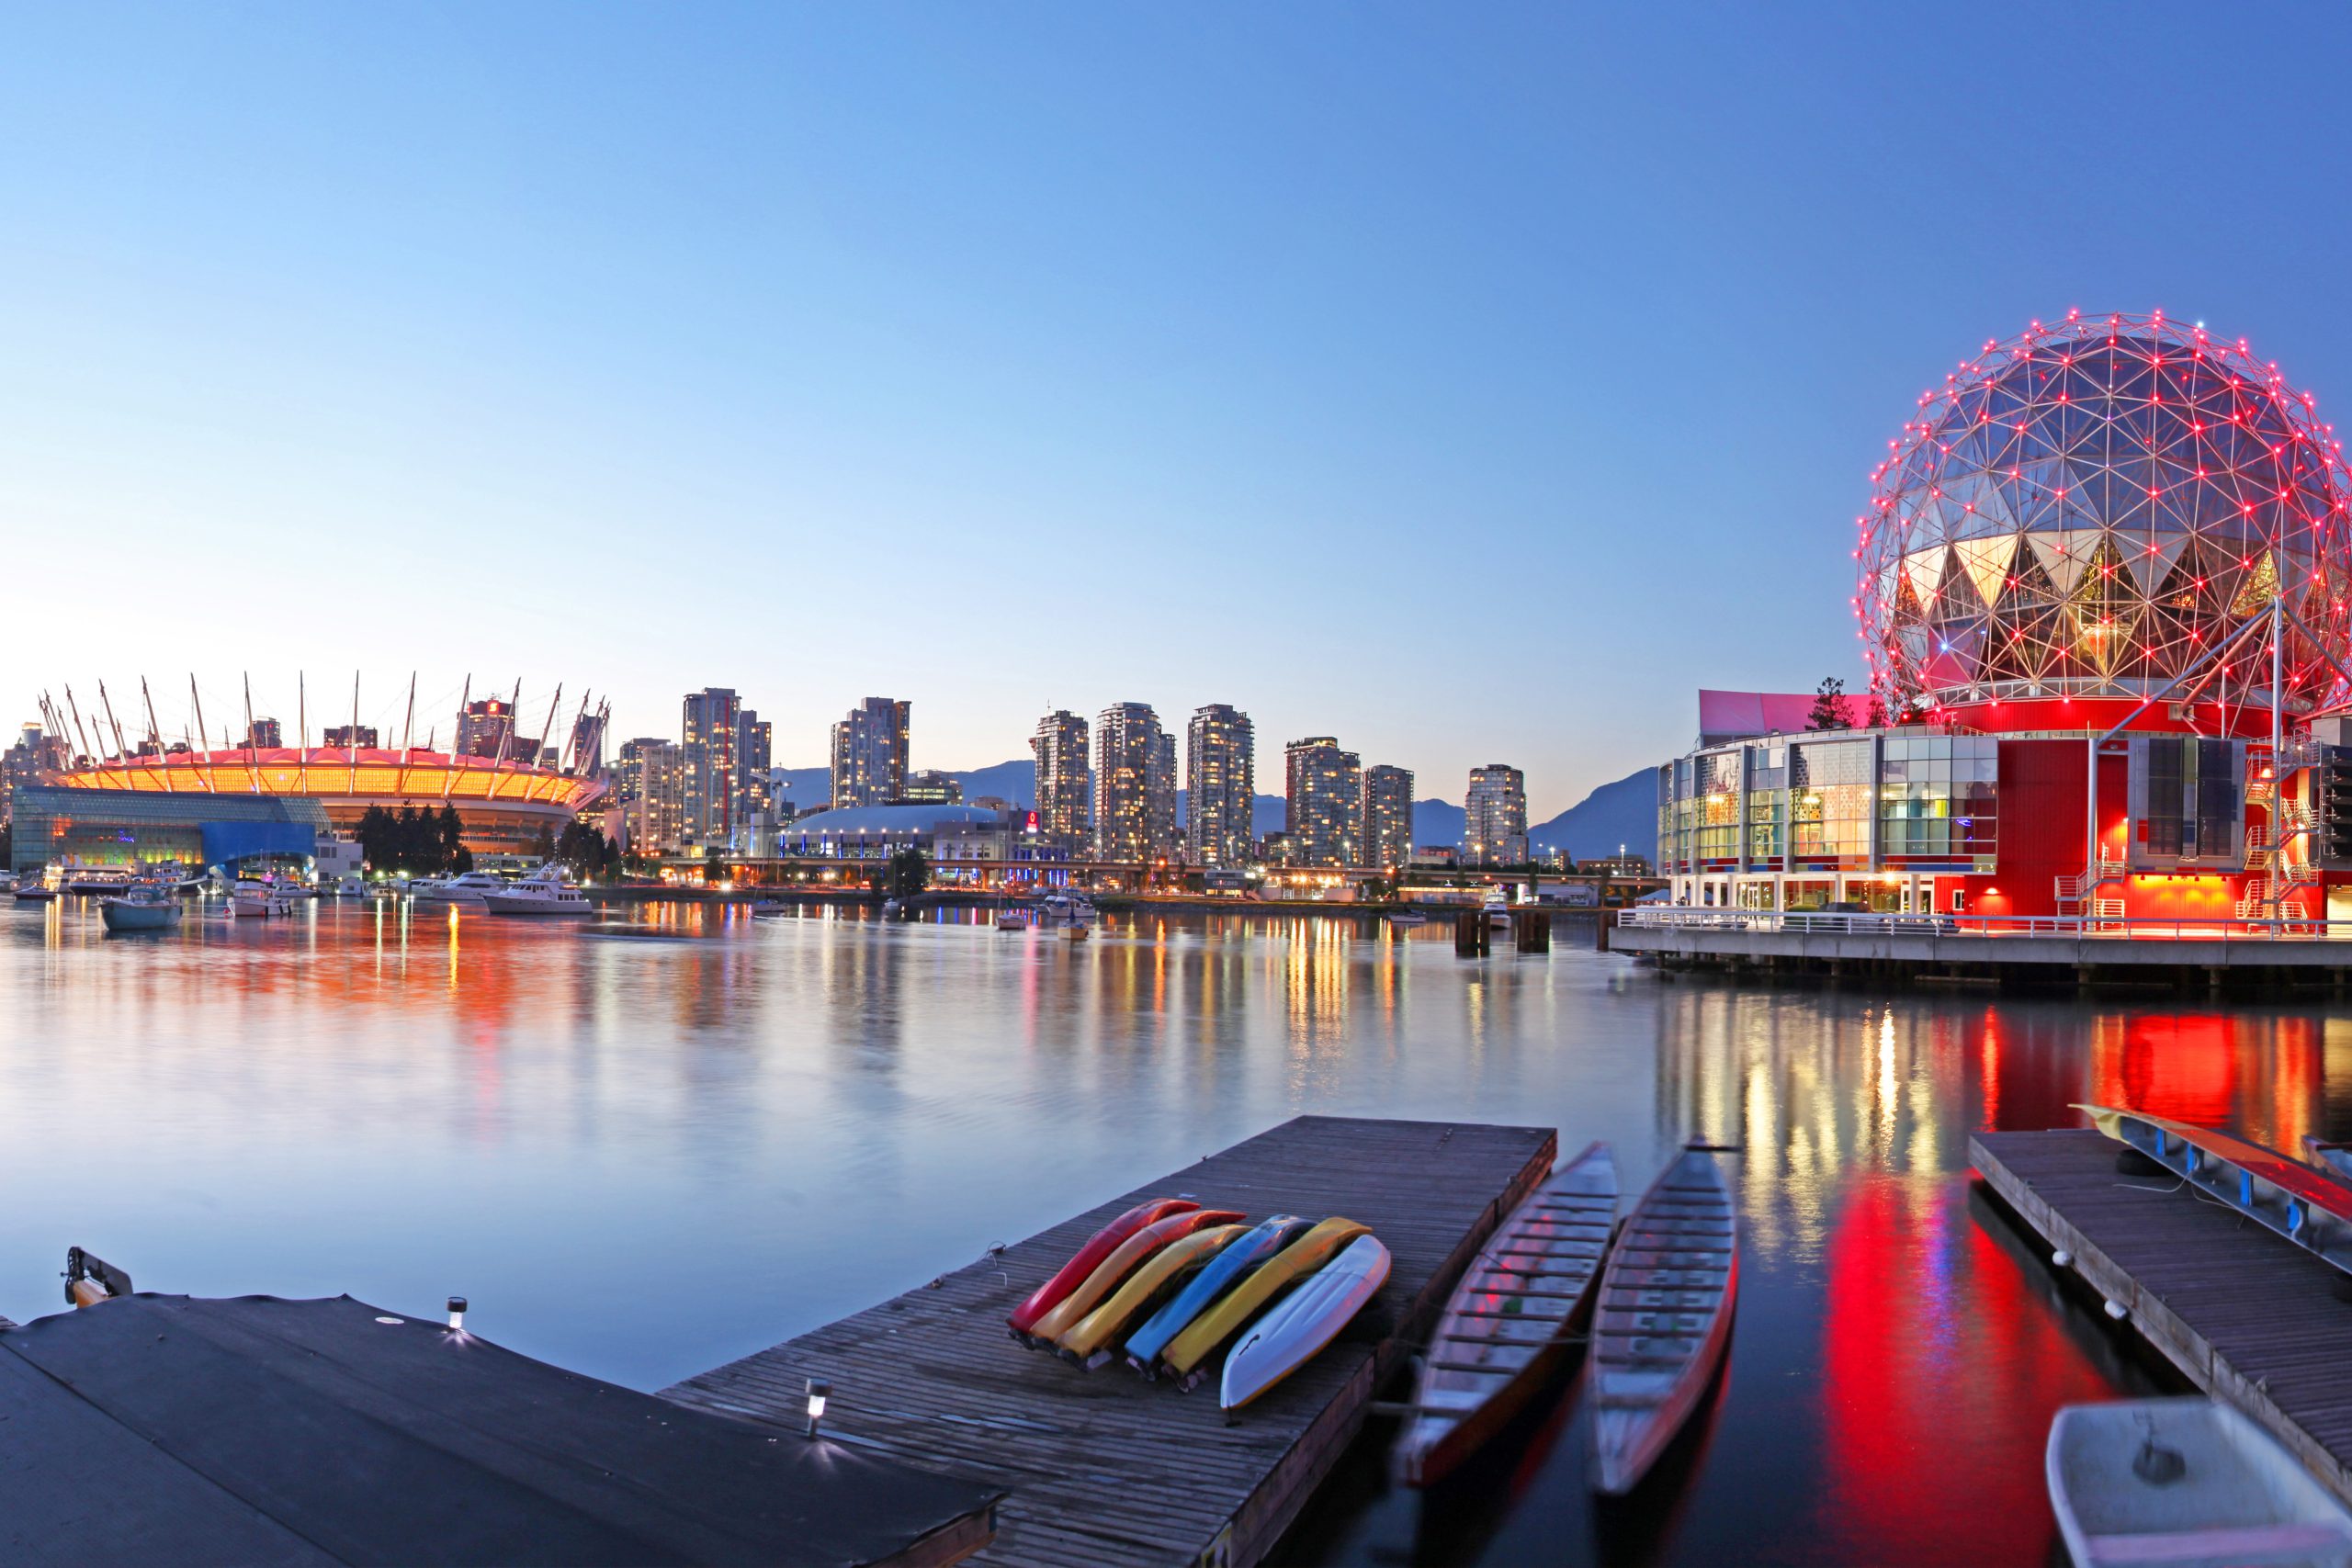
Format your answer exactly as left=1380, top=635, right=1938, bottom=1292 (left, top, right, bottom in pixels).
left=770, top=760, right=1657, bottom=862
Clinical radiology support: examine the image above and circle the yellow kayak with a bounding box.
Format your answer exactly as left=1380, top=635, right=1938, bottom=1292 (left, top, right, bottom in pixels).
left=1057, top=1224, right=1245, bottom=1364
left=1025, top=1208, right=1243, bottom=1347
left=1160, top=1216, right=1370, bottom=1382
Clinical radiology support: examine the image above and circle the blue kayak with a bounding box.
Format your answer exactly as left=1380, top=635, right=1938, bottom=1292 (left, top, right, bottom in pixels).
left=1123, top=1213, right=1310, bottom=1372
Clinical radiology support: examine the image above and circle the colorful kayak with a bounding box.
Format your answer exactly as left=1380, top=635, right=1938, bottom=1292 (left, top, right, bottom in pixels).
left=2078, top=1104, right=2352, bottom=1279
left=1057, top=1224, right=1246, bottom=1365
left=1395, top=1142, right=1618, bottom=1487
left=1221, top=1234, right=1392, bottom=1410
left=1124, top=1215, right=1310, bottom=1373
left=1589, top=1145, right=1737, bottom=1495
left=1161, top=1216, right=1371, bottom=1387
left=1007, top=1197, right=1199, bottom=1338
left=1023, top=1208, right=1244, bottom=1347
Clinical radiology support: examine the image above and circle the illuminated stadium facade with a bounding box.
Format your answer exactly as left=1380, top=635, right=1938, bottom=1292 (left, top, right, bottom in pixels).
left=20, top=682, right=612, bottom=861
left=47, top=747, right=604, bottom=855
left=1658, top=310, right=2352, bottom=927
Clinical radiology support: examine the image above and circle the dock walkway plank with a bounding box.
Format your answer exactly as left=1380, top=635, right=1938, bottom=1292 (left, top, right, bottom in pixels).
left=1973, top=1128, right=2352, bottom=1508
left=665, top=1116, right=1554, bottom=1568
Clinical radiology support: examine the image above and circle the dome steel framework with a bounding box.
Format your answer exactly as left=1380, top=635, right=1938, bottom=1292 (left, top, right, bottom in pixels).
left=1856, top=310, right=2352, bottom=713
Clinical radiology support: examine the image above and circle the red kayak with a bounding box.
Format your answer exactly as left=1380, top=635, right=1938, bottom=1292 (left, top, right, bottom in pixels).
left=1008, top=1197, right=1200, bottom=1337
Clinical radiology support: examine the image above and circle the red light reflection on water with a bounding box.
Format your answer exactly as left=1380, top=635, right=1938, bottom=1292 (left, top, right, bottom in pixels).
left=1818, top=1174, right=2110, bottom=1564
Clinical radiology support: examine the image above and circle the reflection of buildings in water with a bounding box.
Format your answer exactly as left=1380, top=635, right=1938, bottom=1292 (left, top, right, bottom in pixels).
left=1654, top=991, right=1967, bottom=1260
left=2083, top=1010, right=2327, bottom=1155
left=1817, top=1172, right=2118, bottom=1562
left=1279, top=919, right=1352, bottom=1050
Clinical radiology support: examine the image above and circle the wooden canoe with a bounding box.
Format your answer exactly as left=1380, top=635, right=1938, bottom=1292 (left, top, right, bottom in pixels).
left=1393, top=1142, right=1617, bottom=1487
left=1588, top=1145, right=1737, bottom=1496
left=2077, top=1104, right=2352, bottom=1280
left=2047, top=1398, right=2352, bottom=1568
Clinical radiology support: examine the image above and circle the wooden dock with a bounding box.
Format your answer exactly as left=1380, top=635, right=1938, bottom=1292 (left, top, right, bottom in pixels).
left=664, top=1116, right=1555, bottom=1568
left=1973, top=1129, right=2352, bottom=1506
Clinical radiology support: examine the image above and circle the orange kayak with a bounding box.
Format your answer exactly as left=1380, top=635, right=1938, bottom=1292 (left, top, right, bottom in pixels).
left=1007, top=1197, right=1198, bottom=1338
left=1025, top=1209, right=1244, bottom=1347
left=1057, top=1224, right=1247, bottom=1365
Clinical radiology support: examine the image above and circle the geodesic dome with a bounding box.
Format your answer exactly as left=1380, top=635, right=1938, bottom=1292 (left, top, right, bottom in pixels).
left=1856, top=310, right=2352, bottom=712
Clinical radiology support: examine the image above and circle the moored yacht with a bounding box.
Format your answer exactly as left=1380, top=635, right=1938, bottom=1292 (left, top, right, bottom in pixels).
left=481, top=869, right=593, bottom=917
left=412, top=872, right=507, bottom=904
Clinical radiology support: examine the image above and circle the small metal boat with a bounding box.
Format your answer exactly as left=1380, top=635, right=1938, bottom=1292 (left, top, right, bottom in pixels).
left=1386, top=908, right=1429, bottom=928
left=2047, top=1398, right=2352, bottom=1568
left=2303, top=1136, right=2352, bottom=1188
left=1395, top=1142, right=1618, bottom=1487
left=1589, top=1144, right=1738, bottom=1495
left=64, top=1246, right=134, bottom=1308
left=2079, top=1104, right=2352, bottom=1281
left=995, top=905, right=1034, bottom=931
left=13, top=881, right=59, bottom=904
left=1222, top=1234, right=1392, bottom=1411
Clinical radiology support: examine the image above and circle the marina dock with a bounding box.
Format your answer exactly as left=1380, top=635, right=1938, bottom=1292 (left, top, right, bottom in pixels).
left=1973, top=1129, right=2352, bottom=1506
left=664, top=1115, right=1556, bottom=1568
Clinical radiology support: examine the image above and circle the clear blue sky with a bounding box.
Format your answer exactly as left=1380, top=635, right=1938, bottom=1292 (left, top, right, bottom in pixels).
left=7, top=3, right=2352, bottom=816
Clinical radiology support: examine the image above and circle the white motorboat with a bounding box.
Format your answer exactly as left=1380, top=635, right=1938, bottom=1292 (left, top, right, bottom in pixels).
left=231, top=880, right=297, bottom=919
left=481, top=871, right=594, bottom=917
left=1482, top=889, right=1514, bottom=929
left=995, top=904, right=1034, bottom=931
left=1035, top=892, right=1097, bottom=932
left=411, top=872, right=508, bottom=904
left=2047, top=1398, right=2352, bottom=1568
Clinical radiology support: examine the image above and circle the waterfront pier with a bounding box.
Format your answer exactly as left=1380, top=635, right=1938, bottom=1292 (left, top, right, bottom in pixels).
left=1610, top=909, right=2352, bottom=991
left=664, top=1116, right=1555, bottom=1568
left=1973, top=1129, right=2352, bottom=1507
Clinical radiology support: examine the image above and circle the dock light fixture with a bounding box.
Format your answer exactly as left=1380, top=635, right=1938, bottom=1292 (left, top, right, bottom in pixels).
left=805, top=1377, right=830, bottom=1438
left=447, top=1296, right=467, bottom=1332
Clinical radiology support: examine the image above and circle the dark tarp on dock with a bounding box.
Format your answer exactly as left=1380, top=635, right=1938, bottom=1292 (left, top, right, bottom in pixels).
left=0, top=1293, right=1000, bottom=1567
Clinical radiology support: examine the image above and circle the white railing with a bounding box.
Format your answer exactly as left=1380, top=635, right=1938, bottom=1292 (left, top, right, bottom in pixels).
left=1617, top=907, right=2352, bottom=942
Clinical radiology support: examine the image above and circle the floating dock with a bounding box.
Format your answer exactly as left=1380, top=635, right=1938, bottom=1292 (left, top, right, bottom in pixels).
left=665, top=1115, right=1555, bottom=1568
left=1973, top=1129, right=2352, bottom=1506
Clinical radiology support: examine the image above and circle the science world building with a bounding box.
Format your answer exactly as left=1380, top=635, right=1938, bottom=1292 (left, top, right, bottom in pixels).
left=1658, top=309, right=2352, bottom=925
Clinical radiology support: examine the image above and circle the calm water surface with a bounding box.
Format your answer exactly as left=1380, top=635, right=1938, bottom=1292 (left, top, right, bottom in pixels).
left=6, top=897, right=2338, bottom=1563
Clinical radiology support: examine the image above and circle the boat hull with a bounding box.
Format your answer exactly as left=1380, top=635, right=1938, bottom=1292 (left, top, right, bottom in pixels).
left=1222, top=1235, right=1392, bottom=1410
left=2078, top=1104, right=2352, bottom=1280
left=1589, top=1147, right=1738, bottom=1496
left=1396, top=1142, right=1618, bottom=1488
left=100, top=901, right=181, bottom=932
left=481, top=897, right=593, bottom=916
